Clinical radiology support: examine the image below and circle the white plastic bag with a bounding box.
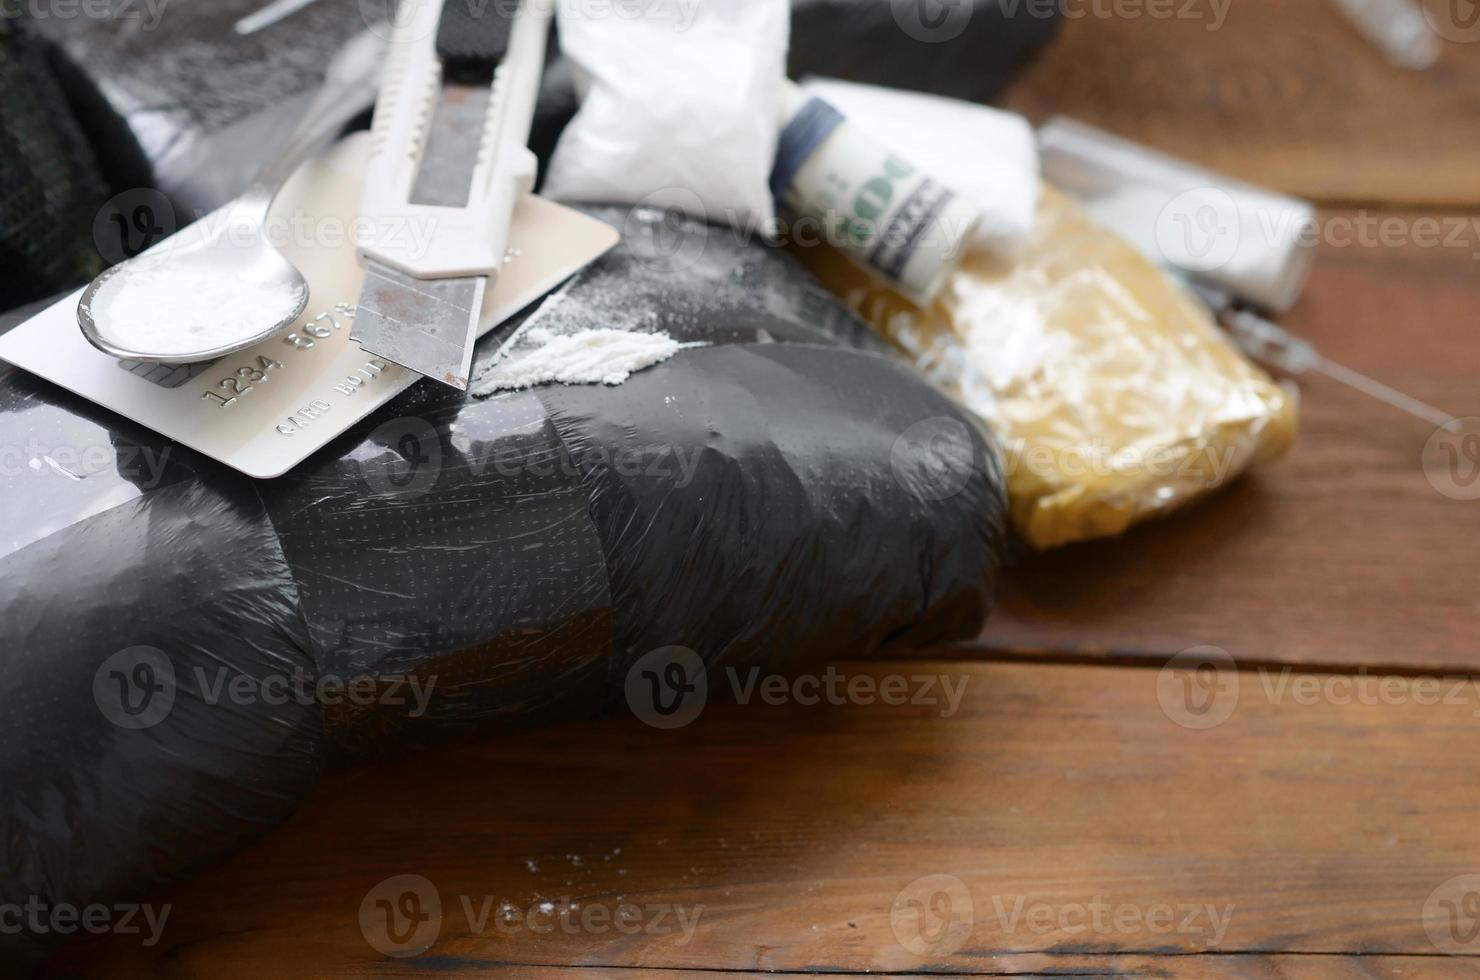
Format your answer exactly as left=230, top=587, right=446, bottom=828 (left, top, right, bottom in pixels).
left=543, top=0, right=789, bottom=233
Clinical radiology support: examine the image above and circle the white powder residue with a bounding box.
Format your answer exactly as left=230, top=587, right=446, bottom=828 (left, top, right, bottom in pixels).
left=92, top=260, right=307, bottom=357
left=486, top=326, right=685, bottom=390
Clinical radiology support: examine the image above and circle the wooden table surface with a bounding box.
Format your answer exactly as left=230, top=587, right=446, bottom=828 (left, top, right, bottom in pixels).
left=51, top=2, right=1480, bottom=976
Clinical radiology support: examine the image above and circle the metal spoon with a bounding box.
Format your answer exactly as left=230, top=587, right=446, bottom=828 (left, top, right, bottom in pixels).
left=78, top=27, right=387, bottom=364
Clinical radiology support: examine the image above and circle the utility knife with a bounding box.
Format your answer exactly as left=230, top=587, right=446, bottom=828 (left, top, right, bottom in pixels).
left=352, top=0, right=552, bottom=389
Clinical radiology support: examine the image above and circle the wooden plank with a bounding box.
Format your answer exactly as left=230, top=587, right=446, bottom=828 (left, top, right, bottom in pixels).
left=459, top=963, right=1480, bottom=980
left=306, top=961, right=1480, bottom=979
left=100, top=959, right=1478, bottom=979
left=998, top=0, right=1480, bottom=206
left=48, top=660, right=1480, bottom=976
left=980, top=209, right=1480, bottom=671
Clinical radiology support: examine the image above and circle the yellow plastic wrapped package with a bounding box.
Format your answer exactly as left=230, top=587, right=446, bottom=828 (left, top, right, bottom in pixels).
left=795, top=186, right=1299, bottom=549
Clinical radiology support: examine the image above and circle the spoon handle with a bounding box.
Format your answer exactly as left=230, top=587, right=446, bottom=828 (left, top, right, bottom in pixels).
left=236, top=28, right=389, bottom=216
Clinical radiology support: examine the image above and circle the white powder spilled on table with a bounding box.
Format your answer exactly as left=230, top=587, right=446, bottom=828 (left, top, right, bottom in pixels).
left=486, top=325, right=685, bottom=390
left=91, top=261, right=306, bottom=357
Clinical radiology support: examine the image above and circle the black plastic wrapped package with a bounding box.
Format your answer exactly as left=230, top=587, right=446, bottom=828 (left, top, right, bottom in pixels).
left=0, top=207, right=1010, bottom=971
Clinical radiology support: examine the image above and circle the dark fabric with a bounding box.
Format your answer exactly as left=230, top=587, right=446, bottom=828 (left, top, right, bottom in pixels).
left=789, top=0, right=1061, bottom=103
left=0, top=18, right=106, bottom=308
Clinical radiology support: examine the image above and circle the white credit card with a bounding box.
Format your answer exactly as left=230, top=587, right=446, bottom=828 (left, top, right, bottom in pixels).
left=0, top=134, right=620, bottom=479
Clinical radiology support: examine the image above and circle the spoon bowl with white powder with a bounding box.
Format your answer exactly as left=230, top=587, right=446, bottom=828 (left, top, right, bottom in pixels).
left=76, top=28, right=386, bottom=364
left=78, top=240, right=310, bottom=363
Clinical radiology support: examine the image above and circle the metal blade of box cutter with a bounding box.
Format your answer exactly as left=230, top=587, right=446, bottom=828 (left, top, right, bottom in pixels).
left=351, top=80, right=493, bottom=389
left=354, top=262, right=486, bottom=390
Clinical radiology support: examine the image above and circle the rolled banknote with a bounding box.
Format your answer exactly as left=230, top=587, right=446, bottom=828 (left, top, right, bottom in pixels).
left=771, top=81, right=983, bottom=306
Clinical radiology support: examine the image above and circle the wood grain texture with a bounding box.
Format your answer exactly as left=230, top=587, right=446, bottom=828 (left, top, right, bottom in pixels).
left=979, top=210, right=1480, bottom=671
left=431, top=964, right=1480, bottom=980
left=47, top=661, right=1480, bottom=977
left=997, top=0, right=1480, bottom=206
left=58, top=960, right=1480, bottom=979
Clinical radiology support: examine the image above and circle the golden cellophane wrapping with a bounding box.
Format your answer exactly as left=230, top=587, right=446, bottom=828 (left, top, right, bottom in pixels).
left=794, top=186, right=1299, bottom=550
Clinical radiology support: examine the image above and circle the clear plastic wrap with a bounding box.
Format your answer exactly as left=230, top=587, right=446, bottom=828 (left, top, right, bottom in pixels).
left=796, top=186, right=1299, bottom=550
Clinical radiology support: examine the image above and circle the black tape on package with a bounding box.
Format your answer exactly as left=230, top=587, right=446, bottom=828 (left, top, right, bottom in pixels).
left=0, top=207, right=1009, bottom=971
left=265, top=387, right=618, bottom=757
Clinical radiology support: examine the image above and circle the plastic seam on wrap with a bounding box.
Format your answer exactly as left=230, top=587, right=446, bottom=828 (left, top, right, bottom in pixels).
left=253, top=476, right=328, bottom=689
left=260, top=387, right=619, bottom=759
left=528, top=386, right=622, bottom=664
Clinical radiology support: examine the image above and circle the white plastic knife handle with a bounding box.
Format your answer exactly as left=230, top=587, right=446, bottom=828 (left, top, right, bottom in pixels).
left=359, top=0, right=552, bottom=279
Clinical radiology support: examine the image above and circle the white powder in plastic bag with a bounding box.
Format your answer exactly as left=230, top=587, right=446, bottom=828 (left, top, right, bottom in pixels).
left=543, top=0, right=789, bottom=234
